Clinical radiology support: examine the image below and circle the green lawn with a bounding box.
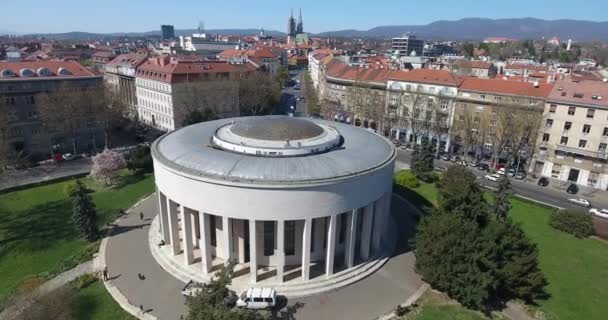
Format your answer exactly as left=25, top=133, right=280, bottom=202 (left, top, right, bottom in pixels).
left=0, top=172, right=154, bottom=302
left=73, top=280, right=135, bottom=320
left=399, top=176, right=608, bottom=320
left=411, top=305, right=486, bottom=320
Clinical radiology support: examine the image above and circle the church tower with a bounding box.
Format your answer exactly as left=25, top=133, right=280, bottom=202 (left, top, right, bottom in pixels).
left=288, top=9, right=296, bottom=37
left=296, top=9, right=304, bottom=34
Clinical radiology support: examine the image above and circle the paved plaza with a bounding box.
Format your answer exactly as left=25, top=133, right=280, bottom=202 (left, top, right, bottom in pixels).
left=102, top=193, right=422, bottom=319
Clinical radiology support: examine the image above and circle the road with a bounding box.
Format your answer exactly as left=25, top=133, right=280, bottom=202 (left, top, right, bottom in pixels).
left=0, top=158, right=92, bottom=191
left=395, top=148, right=608, bottom=211
left=278, top=69, right=308, bottom=117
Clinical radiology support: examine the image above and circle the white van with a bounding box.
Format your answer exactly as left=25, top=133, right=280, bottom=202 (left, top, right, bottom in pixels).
left=236, top=288, right=276, bottom=309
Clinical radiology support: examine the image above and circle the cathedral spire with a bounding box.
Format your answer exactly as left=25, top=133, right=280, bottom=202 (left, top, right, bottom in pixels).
left=296, top=8, right=304, bottom=34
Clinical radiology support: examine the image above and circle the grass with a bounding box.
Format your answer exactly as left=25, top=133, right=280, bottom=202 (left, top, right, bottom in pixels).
left=0, top=171, right=154, bottom=303
left=72, top=280, right=135, bottom=320
left=398, top=174, right=608, bottom=320
left=401, top=291, right=500, bottom=320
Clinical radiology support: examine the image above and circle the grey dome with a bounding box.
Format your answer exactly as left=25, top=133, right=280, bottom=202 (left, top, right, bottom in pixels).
left=230, top=116, right=324, bottom=141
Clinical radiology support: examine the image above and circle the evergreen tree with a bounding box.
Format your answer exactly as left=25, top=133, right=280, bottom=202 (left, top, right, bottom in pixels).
left=410, top=138, right=435, bottom=182
left=71, top=181, right=98, bottom=241
left=182, top=109, right=218, bottom=127
left=493, top=176, right=512, bottom=221
left=436, top=165, right=488, bottom=225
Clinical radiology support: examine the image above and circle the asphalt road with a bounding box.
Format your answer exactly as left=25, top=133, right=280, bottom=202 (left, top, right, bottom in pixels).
left=278, top=69, right=307, bottom=117
left=395, top=148, right=608, bottom=211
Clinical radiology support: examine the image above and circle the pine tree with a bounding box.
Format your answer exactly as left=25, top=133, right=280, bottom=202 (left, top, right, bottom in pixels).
left=436, top=165, right=489, bottom=225
left=411, top=138, right=435, bottom=182
left=493, top=176, right=512, bottom=221
left=71, top=181, right=98, bottom=241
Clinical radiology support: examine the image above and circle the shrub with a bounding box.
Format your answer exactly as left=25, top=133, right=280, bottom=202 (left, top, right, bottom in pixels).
left=127, top=145, right=153, bottom=174
left=394, top=170, right=419, bottom=188
left=549, top=209, right=593, bottom=238
left=63, top=180, right=91, bottom=197
left=75, top=274, right=98, bottom=289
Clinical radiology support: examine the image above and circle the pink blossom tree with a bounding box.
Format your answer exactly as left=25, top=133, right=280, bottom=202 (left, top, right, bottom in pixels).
left=90, top=149, right=127, bottom=185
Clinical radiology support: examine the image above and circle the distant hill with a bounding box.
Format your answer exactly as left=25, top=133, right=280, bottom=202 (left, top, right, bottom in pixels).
left=20, top=29, right=286, bottom=40
left=317, top=18, right=608, bottom=41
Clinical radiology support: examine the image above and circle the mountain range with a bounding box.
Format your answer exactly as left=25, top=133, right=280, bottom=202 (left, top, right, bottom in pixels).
left=8, top=18, right=608, bottom=41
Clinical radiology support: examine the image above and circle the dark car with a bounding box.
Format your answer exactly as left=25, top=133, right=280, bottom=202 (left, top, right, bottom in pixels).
left=538, top=177, right=549, bottom=186
left=567, top=184, right=579, bottom=194
left=476, top=163, right=490, bottom=171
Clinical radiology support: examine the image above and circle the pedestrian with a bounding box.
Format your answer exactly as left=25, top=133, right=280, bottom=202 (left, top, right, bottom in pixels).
left=139, top=212, right=144, bottom=221
left=102, top=267, right=108, bottom=281
left=139, top=305, right=144, bottom=314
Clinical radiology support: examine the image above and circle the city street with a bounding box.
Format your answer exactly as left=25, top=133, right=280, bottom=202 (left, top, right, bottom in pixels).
left=278, top=69, right=308, bottom=117
left=395, top=148, right=608, bottom=211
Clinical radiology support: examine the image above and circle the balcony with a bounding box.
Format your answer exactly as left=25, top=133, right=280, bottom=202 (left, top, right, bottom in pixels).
left=555, top=144, right=608, bottom=160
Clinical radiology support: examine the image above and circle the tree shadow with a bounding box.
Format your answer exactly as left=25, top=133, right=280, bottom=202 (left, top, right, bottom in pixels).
left=0, top=199, right=76, bottom=261
left=270, top=299, right=305, bottom=320
left=389, top=195, right=419, bottom=257
left=105, top=222, right=150, bottom=237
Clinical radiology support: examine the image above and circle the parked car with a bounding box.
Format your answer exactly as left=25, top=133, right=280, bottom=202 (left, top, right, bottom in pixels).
left=568, top=198, right=591, bottom=207
left=567, top=184, right=579, bottom=194
left=441, top=155, right=450, bottom=161
left=476, top=163, right=490, bottom=171
left=62, top=153, right=82, bottom=161
left=537, top=177, right=549, bottom=186
left=590, top=208, right=608, bottom=219
left=484, top=174, right=502, bottom=182
left=456, top=160, right=468, bottom=166
left=497, top=168, right=506, bottom=175
left=495, top=163, right=506, bottom=170
left=514, top=172, right=527, bottom=180
left=236, top=288, right=277, bottom=309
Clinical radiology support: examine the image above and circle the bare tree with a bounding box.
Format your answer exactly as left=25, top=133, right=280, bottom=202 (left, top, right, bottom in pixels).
left=174, top=80, right=239, bottom=124
left=0, top=97, right=11, bottom=169
left=238, top=72, right=281, bottom=115
left=98, top=84, right=130, bottom=148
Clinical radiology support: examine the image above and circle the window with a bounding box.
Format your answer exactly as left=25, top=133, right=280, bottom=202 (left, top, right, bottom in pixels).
left=209, top=216, right=217, bottom=247
left=264, top=298, right=273, bottom=303
left=285, top=221, right=295, bottom=255
left=551, top=164, right=561, bottom=178
left=599, top=143, right=607, bottom=152
left=490, top=120, right=497, bottom=126
left=579, top=140, right=587, bottom=148
left=263, top=221, right=274, bottom=256
left=473, top=117, right=480, bottom=123
left=564, top=122, right=572, bottom=131
left=494, top=96, right=502, bottom=101
left=338, top=213, right=347, bottom=244
left=568, top=107, right=576, bottom=115
left=560, top=136, right=568, bottom=145
left=574, top=93, right=584, bottom=98
left=604, top=127, right=608, bottom=137
left=459, top=115, right=465, bottom=121
left=583, top=124, right=591, bottom=134
left=253, top=298, right=263, bottom=303
left=480, top=94, right=486, bottom=99
left=549, top=104, right=557, bottom=113
left=542, top=133, right=550, bottom=142
left=587, top=109, right=595, bottom=119
left=545, top=119, right=553, bottom=128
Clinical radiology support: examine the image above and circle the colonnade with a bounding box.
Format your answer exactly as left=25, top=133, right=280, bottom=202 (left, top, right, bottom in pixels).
left=156, top=190, right=392, bottom=283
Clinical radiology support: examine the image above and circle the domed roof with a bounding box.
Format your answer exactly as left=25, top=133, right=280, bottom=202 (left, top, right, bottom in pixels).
left=230, top=116, right=324, bottom=141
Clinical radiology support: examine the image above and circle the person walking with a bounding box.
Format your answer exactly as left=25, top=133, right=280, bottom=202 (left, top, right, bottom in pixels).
left=139, top=212, right=144, bottom=221
left=102, top=267, right=108, bottom=281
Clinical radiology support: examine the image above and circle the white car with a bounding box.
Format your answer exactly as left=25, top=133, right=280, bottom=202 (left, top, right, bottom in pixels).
left=589, top=208, right=608, bottom=219
left=568, top=198, right=591, bottom=207
left=484, top=174, right=502, bottom=182
left=236, top=288, right=276, bottom=309
left=497, top=168, right=506, bottom=175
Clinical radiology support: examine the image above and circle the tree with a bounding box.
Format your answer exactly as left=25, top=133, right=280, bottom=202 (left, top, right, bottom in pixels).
left=239, top=72, right=281, bottom=116
left=493, top=176, right=512, bottom=221
left=71, top=181, right=98, bottom=241
left=90, top=149, right=126, bottom=185
left=174, top=80, right=239, bottom=124
left=411, top=138, right=435, bottom=181
left=549, top=209, right=594, bottom=238
left=182, top=109, right=218, bottom=127
left=304, top=71, right=321, bottom=115
left=97, top=85, right=129, bottom=149
left=436, top=165, right=488, bottom=225
left=0, top=97, right=11, bottom=170
left=127, top=145, right=153, bottom=174
left=462, top=43, right=475, bottom=57
left=182, top=261, right=266, bottom=320
left=276, top=67, right=289, bottom=87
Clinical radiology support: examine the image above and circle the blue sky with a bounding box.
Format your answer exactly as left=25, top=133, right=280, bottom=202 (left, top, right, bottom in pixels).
left=3, top=0, right=607, bottom=34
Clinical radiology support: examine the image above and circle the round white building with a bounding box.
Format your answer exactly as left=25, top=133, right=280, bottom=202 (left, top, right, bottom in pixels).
left=151, top=116, right=396, bottom=295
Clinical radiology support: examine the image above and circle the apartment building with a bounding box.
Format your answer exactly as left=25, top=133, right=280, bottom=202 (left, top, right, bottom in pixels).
left=532, top=79, right=608, bottom=190
left=104, top=53, right=148, bottom=118
left=0, top=61, right=103, bottom=158
left=453, top=78, right=553, bottom=158
left=135, top=56, right=258, bottom=132
left=386, top=69, right=462, bottom=151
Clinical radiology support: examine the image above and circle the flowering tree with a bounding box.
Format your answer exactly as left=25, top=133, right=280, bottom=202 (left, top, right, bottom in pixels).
left=90, top=149, right=126, bottom=185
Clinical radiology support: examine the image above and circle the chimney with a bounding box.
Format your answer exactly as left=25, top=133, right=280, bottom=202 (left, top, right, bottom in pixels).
left=533, top=81, right=540, bottom=88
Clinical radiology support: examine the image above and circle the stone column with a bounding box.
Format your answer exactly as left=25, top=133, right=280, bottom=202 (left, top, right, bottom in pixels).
left=249, top=219, right=257, bottom=283
left=302, top=218, right=312, bottom=281
left=325, top=214, right=337, bottom=277
left=191, top=212, right=199, bottom=248
left=237, top=220, right=247, bottom=264
left=360, top=203, right=374, bottom=260
left=181, top=206, right=194, bottom=265
left=158, top=192, right=170, bottom=243
left=345, top=209, right=358, bottom=268
left=167, top=198, right=180, bottom=256
left=371, top=196, right=385, bottom=254
left=276, top=220, right=285, bottom=282
left=222, top=216, right=232, bottom=264
left=199, top=212, right=212, bottom=274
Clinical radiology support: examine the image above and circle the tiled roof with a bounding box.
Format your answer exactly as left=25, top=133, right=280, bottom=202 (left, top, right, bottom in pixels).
left=459, top=77, right=553, bottom=98
left=0, top=60, right=98, bottom=79
left=324, top=59, right=395, bottom=84
left=106, top=53, right=148, bottom=68
left=505, top=63, right=548, bottom=72
left=92, top=51, right=116, bottom=58
left=388, top=69, right=463, bottom=86
left=548, top=79, right=608, bottom=108
left=454, top=59, right=492, bottom=69
left=136, top=56, right=258, bottom=83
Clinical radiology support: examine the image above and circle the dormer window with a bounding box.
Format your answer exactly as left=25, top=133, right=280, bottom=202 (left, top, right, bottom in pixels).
left=58, top=67, right=72, bottom=75
left=37, top=67, right=53, bottom=76
left=574, top=93, right=584, bottom=98
left=19, top=68, right=36, bottom=77
left=0, top=69, right=16, bottom=78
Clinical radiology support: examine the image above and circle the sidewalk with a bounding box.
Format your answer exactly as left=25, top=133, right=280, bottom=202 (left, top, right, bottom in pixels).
left=0, top=158, right=92, bottom=192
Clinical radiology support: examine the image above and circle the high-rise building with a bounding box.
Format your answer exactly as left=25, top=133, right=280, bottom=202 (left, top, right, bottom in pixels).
left=161, top=25, right=175, bottom=40
left=391, top=35, right=424, bottom=56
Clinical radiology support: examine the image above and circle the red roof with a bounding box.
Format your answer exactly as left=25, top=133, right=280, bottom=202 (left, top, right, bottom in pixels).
left=0, top=60, right=98, bottom=79
left=136, top=56, right=258, bottom=83
left=505, top=64, right=548, bottom=73
left=459, top=77, right=553, bottom=98
left=548, top=79, right=608, bottom=108
left=325, top=59, right=395, bottom=84
left=388, top=69, right=463, bottom=86
left=106, top=53, right=148, bottom=68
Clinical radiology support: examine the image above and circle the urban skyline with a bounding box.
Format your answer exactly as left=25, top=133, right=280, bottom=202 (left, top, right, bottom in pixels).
left=2, top=0, right=608, bottom=34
